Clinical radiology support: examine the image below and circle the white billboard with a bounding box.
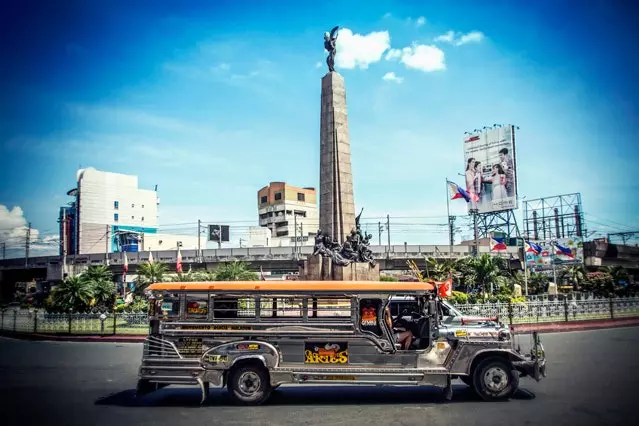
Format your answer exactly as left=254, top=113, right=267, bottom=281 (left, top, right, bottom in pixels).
left=463, top=125, right=518, bottom=213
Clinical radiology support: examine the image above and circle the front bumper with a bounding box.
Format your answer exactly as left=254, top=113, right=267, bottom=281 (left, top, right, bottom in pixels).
left=513, top=331, right=547, bottom=381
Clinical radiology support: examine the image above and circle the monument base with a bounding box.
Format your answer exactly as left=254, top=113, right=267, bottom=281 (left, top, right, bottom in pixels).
left=299, top=254, right=380, bottom=281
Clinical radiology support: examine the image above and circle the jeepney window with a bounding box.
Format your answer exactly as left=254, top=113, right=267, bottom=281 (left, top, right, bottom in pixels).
left=159, top=293, right=181, bottom=319
left=212, top=297, right=256, bottom=318
left=185, top=293, right=209, bottom=320
left=260, top=297, right=304, bottom=318
left=307, top=297, right=351, bottom=319
left=360, top=298, right=383, bottom=336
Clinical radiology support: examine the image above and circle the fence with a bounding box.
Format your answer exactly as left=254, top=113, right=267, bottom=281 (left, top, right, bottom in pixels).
left=454, top=296, right=639, bottom=324
left=1, top=296, right=638, bottom=336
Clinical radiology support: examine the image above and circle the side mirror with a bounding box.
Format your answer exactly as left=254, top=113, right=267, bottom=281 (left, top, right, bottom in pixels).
left=427, top=300, right=437, bottom=316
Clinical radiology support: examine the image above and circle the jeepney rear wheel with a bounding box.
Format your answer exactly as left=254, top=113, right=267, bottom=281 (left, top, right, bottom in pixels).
left=472, top=357, right=519, bottom=401
left=227, top=364, right=272, bottom=405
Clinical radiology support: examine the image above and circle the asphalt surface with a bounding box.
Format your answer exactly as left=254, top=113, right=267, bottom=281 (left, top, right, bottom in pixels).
left=1, top=328, right=638, bottom=426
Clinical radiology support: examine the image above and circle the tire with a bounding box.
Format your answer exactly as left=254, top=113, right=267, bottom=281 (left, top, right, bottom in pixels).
left=472, top=357, right=519, bottom=401
left=227, top=364, right=272, bottom=405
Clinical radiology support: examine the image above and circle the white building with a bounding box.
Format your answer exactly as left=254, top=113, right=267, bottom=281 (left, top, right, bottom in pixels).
left=256, top=182, right=317, bottom=247
left=68, top=167, right=197, bottom=254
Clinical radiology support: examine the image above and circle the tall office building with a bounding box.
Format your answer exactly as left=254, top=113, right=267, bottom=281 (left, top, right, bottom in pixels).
left=256, top=182, right=318, bottom=246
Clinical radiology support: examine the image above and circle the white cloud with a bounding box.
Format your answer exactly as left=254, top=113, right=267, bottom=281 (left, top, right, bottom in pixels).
left=334, top=28, right=391, bottom=70
left=0, top=205, right=58, bottom=255
left=434, top=30, right=485, bottom=46
left=416, top=16, right=426, bottom=27
left=386, top=43, right=446, bottom=72
left=383, top=12, right=392, bottom=19
left=382, top=72, right=403, bottom=83
left=315, top=61, right=322, bottom=68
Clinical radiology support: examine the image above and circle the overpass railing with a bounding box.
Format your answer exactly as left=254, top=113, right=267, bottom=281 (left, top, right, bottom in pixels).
left=1, top=295, right=637, bottom=336
left=0, top=244, right=520, bottom=269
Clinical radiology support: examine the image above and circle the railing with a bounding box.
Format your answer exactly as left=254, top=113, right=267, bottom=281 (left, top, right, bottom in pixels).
left=454, top=296, right=639, bottom=324
left=2, top=296, right=637, bottom=336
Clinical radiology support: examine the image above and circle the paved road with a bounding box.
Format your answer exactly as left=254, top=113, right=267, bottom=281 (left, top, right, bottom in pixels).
left=1, top=328, right=638, bottom=426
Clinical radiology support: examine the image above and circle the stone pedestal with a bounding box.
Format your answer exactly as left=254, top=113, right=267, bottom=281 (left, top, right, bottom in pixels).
left=299, top=254, right=380, bottom=281
left=319, top=72, right=356, bottom=244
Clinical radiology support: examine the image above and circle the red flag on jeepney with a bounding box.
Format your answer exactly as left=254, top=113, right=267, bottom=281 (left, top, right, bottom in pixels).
left=176, top=247, right=183, bottom=273
left=437, top=277, right=453, bottom=298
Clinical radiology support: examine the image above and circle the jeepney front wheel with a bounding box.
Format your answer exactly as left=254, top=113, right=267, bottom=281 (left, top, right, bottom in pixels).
left=227, top=363, right=272, bottom=405
left=472, top=357, right=519, bottom=401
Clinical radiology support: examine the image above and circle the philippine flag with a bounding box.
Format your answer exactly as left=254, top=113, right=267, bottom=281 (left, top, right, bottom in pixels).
left=448, top=181, right=479, bottom=203
left=490, top=237, right=508, bottom=251
left=524, top=241, right=542, bottom=255
left=554, top=242, right=575, bottom=258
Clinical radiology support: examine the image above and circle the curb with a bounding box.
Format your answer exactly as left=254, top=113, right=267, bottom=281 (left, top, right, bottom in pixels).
left=2, top=318, right=639, bottom=343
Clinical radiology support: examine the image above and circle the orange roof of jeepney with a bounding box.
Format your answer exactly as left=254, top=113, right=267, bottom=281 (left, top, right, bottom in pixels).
left=146, top=280, right=435, bottom=293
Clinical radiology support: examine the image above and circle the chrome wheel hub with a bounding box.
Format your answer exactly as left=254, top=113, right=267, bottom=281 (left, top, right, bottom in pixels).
left=238, top=372, right=261, bottom=395
left=484, top=367, right=508, bottom=392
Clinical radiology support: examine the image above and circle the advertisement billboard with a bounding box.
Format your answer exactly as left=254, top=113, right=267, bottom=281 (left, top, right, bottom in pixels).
left=208, top=225, right=230, bottom=242
left=525, top=237, right=584, bottom=271
left=463, top=125, right=518, bottom=213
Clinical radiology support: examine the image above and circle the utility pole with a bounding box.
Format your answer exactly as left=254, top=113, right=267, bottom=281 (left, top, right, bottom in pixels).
left=448, top=215, right=456, bottom=257
left=378, top=222, right=383, bottom=246
left=25, top=222, right=31, bottom=267
left=294, top=214, right=298, bottom=258
left=105, top=225, right=110, bottom=265
left=197, top=219, right=201, bottom=261
left=471, top=210, right=479, bottom=257
left=2, top=242, right=5, bottom=260
left=61, top=209, right=67, bottom=276
left=386, top=214, right=391, bottom=250
left=217, top=225, right=222, bottom=249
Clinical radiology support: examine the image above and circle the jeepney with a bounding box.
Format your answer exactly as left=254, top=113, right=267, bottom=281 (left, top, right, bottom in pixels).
left=136, top=280, right=546, bottom=405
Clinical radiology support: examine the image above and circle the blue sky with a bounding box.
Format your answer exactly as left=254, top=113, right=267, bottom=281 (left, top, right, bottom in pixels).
left=1, top=0, right=638, bottom=256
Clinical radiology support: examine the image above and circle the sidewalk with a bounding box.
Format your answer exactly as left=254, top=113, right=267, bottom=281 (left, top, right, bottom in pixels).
left=3, top=317, right=639, bottom=343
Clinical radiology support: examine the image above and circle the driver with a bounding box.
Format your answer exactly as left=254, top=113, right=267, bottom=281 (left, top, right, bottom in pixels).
left=385, top=306, right=414, bottom=350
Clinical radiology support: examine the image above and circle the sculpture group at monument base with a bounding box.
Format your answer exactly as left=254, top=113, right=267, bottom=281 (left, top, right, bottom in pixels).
left=299, top=254, right=381, bottom=281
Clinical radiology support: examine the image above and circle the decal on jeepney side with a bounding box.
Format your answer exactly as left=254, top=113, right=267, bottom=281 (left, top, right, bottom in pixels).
left=203, top=354, right=229, bottom=364
left=304, top=342, right=348, bottom=364
left=178, top=325, right=252, bottom=331
left=454, top=330, right=468, bottom=337
left=360, top=307, right=377, bottom=326
left=236, top=343, right=260, bottom=351
left=176, top=337, right=203, bottom=356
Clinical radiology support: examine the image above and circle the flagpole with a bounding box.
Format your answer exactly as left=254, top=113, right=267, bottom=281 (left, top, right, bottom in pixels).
left=445, top=178, right=452, bottom=257
left=523, top=242, right=529, bottom=296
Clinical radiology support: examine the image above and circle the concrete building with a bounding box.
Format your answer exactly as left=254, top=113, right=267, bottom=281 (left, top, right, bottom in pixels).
left=61, top=167, right=198, bottom=254
left=257, top=182, right=318, bottom=247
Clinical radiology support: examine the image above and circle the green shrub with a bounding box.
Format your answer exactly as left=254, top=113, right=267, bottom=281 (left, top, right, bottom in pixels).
left=380, top=275, right=399, bottom=282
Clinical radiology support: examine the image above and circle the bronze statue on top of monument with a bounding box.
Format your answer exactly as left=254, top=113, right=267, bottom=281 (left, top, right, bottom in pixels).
left=312, top=208, right=376, bottom=267
left=324, top=26, right=339, bottom=72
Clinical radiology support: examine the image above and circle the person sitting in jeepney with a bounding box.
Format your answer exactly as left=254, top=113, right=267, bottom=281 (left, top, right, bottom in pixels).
left=385, top=305, right=414, bottom=350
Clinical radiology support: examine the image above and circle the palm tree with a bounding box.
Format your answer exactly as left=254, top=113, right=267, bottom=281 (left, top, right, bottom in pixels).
left=135, top=263, right=168, bottom=294
left=466, top=253, right=507, bottom=295
left=213, top=261, right=258, bottom=281
left=91, top=279, right=116, bottom=307
left=51, top=276, right=95, bottom=312
left=528, top=272, right=549, bottom=295
left=82, top=265, right=114, bottom=283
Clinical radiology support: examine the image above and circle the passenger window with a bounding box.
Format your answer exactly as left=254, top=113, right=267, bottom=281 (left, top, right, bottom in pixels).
left=212, top=297, right=256, bottom=318
left=159, top=294, right=181, bottom=319
left=359, top=298, right=383, bottom=336
left=308, top=297, right=351, bottom=319
left=260, top=298, right=304, bottom=318
left=185, top=294, right=209, bottom=320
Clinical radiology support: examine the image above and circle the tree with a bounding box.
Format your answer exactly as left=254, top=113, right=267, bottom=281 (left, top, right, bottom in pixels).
left=82, top=265, right=114, bottom=283
left=562, top=264, right=586, bottom=290
left=135, top=263, right=168, bottom=294
left=51, top=276, right=95, bottom=312
left=583, top=272, right=615, bottom=296
left=528, top=272, right=549, bottom=295
left=213, top=261, right=258, bottom=281
left=600, top=265, right=629, bottom=286
left=465, top=254, right=508, bottom=295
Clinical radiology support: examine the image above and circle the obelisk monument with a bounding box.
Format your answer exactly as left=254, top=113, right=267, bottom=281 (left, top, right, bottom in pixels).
left=319, top=27, right=356, bottom=244
left=298, top=26, right=380, bottom=281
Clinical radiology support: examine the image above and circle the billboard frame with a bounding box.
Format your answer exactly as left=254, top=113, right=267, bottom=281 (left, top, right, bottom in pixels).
left=462, top=124, right=519, bottom=215
left=523, top=193, right=585, bottom=241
